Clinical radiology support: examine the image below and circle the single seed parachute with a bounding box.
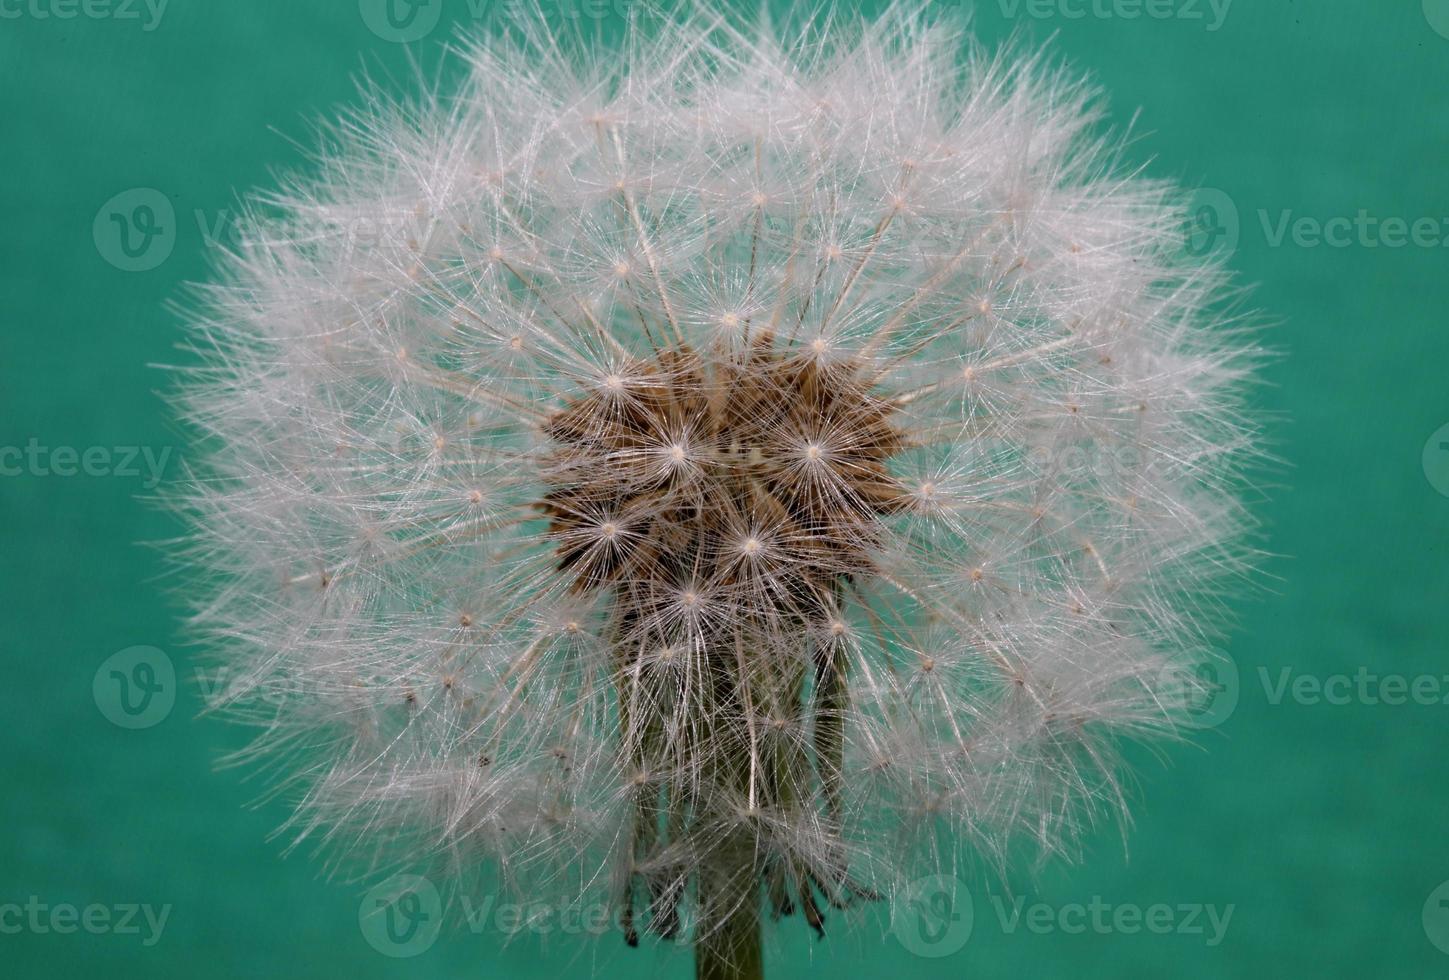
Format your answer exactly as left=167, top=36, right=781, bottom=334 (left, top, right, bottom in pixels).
left=173, top=4, right=1261, bottom=971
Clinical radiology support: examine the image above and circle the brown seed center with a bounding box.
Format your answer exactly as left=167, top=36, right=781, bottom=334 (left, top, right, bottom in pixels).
left=541, top=339, right=907, bottom=633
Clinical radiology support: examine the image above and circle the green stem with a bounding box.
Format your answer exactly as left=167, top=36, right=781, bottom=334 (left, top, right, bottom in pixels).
left=694, top=855, right=763, bottom=980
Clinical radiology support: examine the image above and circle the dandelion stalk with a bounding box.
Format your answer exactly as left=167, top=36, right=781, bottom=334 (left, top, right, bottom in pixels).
left=695, top=847, right=763, bottom=980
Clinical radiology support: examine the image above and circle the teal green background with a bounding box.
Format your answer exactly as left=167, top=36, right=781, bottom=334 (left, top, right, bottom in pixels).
left=3, top=2, right=1448, bottom=977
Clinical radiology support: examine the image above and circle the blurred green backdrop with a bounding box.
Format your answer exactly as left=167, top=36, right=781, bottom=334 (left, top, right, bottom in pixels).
left=3, top=1, right=1448, bottom=977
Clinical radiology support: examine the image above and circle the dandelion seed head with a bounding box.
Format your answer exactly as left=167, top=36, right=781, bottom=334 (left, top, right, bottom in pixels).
left=173, top=3, right=1262, bottom=954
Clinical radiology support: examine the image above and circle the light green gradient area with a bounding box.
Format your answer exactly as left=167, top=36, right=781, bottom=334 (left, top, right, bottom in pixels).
left=2, top=2, right=1447, bottom=977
